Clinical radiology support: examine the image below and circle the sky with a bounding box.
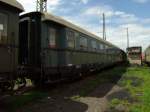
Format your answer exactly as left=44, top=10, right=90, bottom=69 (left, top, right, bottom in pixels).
left=18, top=0, right=150, bottom=51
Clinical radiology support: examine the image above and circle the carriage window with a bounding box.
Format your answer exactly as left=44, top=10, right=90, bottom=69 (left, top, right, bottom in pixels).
left=101, top=44, right=105, bottom=49
left=49, top=28, right=56, bottom=48
left=99, top=44, right=104, bottom=49
left=105, top=45, right=108, bottom=49
left=103, top=45, right=106, bottom=49
left=104, top=45, right=108, bottom=49
left=80, top=36, right=87, bottom=48
left=91, top=40, right=97, bottom=50
left=67, top=31, right=75, bottom=48
left=0, top=13, right=8, bottom=44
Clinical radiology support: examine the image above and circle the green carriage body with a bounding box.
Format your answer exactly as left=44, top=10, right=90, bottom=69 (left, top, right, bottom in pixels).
left=0, top=0, right=23, bottom=80
left=19, top=12, right=124, bottom=82
left=145, top=46, right=150, bottom=64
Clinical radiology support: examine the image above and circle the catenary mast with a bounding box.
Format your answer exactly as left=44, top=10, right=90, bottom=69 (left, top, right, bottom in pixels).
left=36, top=0, right=47, bottom=12
left=103, top=13, right=106, bottom=40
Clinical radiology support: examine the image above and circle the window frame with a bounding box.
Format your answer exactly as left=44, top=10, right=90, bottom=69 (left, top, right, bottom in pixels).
left=99, top=44, right=102, bottom=50
left=67, top=30, right=75, bottom=49
left=91, top=40, right=97, bottom=51
left=0, top=12, right=8, bottom=44
left=48, top=27, right=56, bottom=48
left=79, top=36, right=88, bottom=50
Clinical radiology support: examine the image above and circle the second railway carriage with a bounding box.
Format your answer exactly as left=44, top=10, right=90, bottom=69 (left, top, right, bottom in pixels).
left=19, top=12, right=125, bottom=84
left=0, top=0, right=24, bottom=90
left=127, top=46, right=142, bottom=65
left=145, top=46, right=150, bottom=65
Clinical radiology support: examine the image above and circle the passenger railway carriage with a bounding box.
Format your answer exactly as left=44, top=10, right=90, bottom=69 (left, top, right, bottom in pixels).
left=0, top=0, right=23, bottom=90
left=145, top=46, right=150, bottom=65
left=127, top=47, right=142, bottom=65
left=0, top=0, right=126, bottom=91
left=19, top=12, right=126, bottom=84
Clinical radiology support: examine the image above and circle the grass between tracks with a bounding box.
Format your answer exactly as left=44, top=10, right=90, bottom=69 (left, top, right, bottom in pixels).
left=109, top=66, right=150, bottom=112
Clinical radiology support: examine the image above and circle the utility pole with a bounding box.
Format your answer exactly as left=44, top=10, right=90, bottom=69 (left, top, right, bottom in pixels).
left=127, top=28, right=129, bottom=49
left=36, top=0, right=47, bottom=12
left=103, top=13, right=106, bottom=40
left=126, top=27, right=129, bottom=54
left=36, top=0, right=47, bottom=83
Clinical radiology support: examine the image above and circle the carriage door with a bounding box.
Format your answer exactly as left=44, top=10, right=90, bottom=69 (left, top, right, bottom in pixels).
left=19, top=17, right=30, bottom=65
left=0, top=12, right=13, bottom=73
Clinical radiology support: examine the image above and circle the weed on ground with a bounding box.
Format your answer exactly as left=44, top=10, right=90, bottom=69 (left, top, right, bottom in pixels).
left=108, top=66, right=150, bottom=112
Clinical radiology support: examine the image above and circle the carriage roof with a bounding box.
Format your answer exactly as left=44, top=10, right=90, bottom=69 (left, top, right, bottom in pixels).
left=0, top=0, right=24, bottom=11
left=42, top=12, right=119, bottom=48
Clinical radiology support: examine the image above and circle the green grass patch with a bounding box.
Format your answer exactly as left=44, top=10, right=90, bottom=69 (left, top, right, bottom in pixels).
left=109, top=66, right=150, bottom=112
left=5, top=91, right=48, bottom=112
left=110, top=98, right=121, bottom=107
left=110, top=98, right=130, bottom=108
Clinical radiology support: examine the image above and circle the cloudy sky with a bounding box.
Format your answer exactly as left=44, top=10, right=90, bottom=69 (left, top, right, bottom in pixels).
left=18, top=0, right=150, bottom=51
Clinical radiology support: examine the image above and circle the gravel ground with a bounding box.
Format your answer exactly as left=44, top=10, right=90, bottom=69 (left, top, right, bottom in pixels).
left=0, top=95, right=10, bottom=112
left=0, top=109, right=6, bottom=112
left=17, top=75, right=124, bottom=112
